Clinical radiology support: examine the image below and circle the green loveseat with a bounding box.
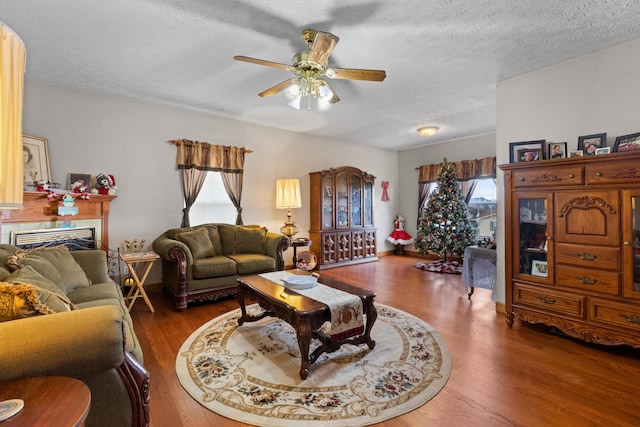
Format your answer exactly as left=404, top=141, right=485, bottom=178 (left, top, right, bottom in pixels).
left=153, top=223, right=289, bottom=311
left=0, top=244, right=149, bottom=427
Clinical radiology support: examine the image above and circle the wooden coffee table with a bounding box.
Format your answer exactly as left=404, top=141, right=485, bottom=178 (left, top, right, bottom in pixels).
left=237, top=274, right=377, bottom=379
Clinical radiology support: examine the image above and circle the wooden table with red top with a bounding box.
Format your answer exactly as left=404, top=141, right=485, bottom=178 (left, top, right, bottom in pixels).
left=0, top=376, right=91, bottom=426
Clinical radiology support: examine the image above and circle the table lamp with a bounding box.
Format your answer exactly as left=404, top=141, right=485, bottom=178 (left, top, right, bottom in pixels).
left=276, top=178, right=302, bottom=242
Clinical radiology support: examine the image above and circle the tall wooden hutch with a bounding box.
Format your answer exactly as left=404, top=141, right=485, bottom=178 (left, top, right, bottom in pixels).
left=309, top=166, right=378, bottom=270
left=500, top=151, right=640, bottom=348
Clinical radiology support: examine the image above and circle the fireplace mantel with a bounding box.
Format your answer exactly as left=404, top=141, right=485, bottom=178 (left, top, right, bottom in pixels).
left=1, top=191, right=116, bottom=249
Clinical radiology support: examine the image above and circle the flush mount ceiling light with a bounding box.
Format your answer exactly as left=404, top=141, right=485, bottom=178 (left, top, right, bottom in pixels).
left=417, top=126, right=439, bottom=137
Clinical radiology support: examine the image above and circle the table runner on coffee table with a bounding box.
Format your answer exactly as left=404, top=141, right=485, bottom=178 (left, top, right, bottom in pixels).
left=259, top=271, right=364, bottom=340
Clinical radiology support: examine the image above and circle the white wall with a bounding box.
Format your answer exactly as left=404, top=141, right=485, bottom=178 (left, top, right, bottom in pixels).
left=496, top=38, right=640, bottom=304
left=397, top=133, right=497, bottom=250
left=21, top=81, right=399, bottom=282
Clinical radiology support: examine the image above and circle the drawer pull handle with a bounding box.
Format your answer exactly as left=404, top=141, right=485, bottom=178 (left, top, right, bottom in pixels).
left=620, top=314, right=640, bottom=324
left=536, top=296, right=556, bottom=304
left=519, top=177, right=525, bottom=181
left=596, top=172, right=603, bottom=177
left=575, top=276, right=598, bottom=285
left=576, top=253, right=598, bottom=261
left=568, top=174, right=575, bottom=178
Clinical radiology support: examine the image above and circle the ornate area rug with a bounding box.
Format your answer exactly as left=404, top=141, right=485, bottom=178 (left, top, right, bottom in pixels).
left=415, top=260, right=462, bottom=274
left=176, top=303, right=451, bottom=426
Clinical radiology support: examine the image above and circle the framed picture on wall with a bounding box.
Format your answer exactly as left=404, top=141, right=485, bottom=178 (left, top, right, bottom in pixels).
left=547, top=142, right=567, bottom=159
left=578, top=133, right=606, bottom=156
left=612, top=132, right=640, bottom=152
left=509, top=140, right=546, bottom=163
left=23, top=135, right=51, bottom=186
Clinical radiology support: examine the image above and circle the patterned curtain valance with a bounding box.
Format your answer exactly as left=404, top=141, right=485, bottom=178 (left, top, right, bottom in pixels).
left=169, top=139, right=252, bottom=173
left=417, top=156, right=496, bottom=183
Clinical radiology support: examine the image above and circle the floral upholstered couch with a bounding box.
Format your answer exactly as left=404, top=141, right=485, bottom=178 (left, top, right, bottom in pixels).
left=0, top=244, right=149, bottom=427
left=152, top=223, right=289, bottom=311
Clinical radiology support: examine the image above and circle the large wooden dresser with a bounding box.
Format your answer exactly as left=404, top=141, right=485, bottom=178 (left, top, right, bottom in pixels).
left=309, top=166, right=378, bottom=270
left=500, top=151, right=640, bottom=348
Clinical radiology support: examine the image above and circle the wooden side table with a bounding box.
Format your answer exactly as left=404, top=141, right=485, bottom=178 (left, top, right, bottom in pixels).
left=0, top=376, right=91, bottom=426
left=291, top=238, right=311, bottom=269
left=120, top=251, right=159, bottom=313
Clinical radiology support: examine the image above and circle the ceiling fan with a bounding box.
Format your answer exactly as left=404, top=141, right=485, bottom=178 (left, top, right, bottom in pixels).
left=234, top=29, right=386, bottom=110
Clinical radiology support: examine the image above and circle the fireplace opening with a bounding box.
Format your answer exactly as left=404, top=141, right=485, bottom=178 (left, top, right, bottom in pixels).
left=10, top=227, right=97, bottom=251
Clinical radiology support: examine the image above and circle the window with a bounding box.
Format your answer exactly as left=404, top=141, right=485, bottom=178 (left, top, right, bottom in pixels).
left=467, top=178, right=497, bottom=238
left=189, top=172, right=236, bottom=225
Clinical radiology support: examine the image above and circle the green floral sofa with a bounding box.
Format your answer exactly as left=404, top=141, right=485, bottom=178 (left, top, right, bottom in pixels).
left=0, top=244, right=149, bottom=427
left=152, top=223, right=289, bottom=311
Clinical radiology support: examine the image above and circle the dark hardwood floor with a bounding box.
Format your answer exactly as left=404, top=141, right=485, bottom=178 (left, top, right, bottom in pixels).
left=130, top=255, right=640, bottom=427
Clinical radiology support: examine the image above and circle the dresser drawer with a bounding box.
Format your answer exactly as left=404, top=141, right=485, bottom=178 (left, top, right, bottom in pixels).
left=513, top=283, right=585, bottom=318
left=586, top=164, right=640, bottom=184
left=555, top=243, right=619, bottom=271
left=589, top=297, right=640, bottom=333
left=556, top=265, right=620, bottom=295
left=513, top=166, right=584, bottom=187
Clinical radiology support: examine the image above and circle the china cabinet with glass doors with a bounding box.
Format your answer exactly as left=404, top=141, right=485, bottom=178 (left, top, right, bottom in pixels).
left=309, top=166, right=378, bottom=269
left=500, top=152, right=640, bottom=348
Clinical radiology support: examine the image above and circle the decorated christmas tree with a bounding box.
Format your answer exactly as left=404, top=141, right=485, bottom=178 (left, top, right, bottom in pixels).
left=414, top=159, right=476, bottom=262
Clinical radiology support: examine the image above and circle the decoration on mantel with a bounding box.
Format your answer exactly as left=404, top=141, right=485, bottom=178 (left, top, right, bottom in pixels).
left=58, top=194, right=78, bottom=228
left=381, top=181, right=390, bottom=202
left=71, top=179, right=91, bottom=200
left=92, top=173, right=117, bottom=195
left=36, top=180, right=51, bottom=192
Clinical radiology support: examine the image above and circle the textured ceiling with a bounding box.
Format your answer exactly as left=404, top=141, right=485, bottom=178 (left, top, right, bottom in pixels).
left=2, top=0, right=640, bottom=151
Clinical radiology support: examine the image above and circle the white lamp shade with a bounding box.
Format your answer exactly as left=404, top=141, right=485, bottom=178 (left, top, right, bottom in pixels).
left=0, top=21, right=26, bottom=209
left=275, top=179, right=302, bottom=209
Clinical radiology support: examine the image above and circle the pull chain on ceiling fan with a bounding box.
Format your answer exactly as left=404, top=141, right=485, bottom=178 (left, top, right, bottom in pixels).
left=234, top=29, right=386, bottom=110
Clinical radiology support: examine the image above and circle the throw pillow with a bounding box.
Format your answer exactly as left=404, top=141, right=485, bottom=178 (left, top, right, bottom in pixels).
left=208, top=225, right=224, bottom=256
left=0, top=282, right=72, bottom=322
left=7, top=246, right=91, bottom=292
left=176, top=227, right=215, bottom=259
left=6, top=265, right=68, bottom=297
left=234, top=227, right=267, bottom=254
left=7, top=252, right=66, bottom=290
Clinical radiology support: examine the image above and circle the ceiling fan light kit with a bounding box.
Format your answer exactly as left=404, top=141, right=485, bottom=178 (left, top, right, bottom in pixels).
left=418, top=126, right=439, bottom=137
left=234, top=28, right=386, bottom=111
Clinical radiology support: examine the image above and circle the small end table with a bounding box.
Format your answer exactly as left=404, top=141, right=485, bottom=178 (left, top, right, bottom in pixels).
left=291, top=238, right=312, bottom=269
left=0, top=376, right=91, bottom=426
left=120, top=251, right=159, bottom=313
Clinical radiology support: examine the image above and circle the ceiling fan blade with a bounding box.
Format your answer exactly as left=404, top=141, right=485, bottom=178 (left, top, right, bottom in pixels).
left=234, top=55, right=291, bottom=70
left=329, top=67, right=387, bottom=82
left=323, top=81, right=340, bottom=104
left=258, top=79, right=294, bottom=97
left=307, top=31, right=339, bottom=64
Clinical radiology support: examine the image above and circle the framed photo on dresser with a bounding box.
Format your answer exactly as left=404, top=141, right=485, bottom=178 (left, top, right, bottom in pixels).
left=509, top=140, right=545, bottom=163
left=578, top=133, right=606, bottom=156
left=548, top=142, right=567, bottom=159
left=613, top=132, right=640, bottom=152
